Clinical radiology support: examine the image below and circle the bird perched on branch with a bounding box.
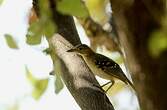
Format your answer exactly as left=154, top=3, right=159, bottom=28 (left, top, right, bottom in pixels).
left=67, top=44, right=135, bottom=92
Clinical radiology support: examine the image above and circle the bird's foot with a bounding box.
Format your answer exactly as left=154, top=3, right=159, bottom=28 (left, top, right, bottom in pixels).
left=93, top=84, right=105, bottom=93
left=101, top=80, right=115, bottom=93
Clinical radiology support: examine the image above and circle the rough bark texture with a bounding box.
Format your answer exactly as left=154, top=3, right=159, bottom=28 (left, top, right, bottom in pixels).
left=48, top=1, right=115, bottom=109
left=49, top=34, right=114, bottom=110
left=110, top=0, right=167, bottom=110
left=32, top=0, right=115, bottom=109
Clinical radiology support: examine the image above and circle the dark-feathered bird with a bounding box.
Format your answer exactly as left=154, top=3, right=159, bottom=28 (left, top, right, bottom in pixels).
left=67, top=44, right=135, bottom=92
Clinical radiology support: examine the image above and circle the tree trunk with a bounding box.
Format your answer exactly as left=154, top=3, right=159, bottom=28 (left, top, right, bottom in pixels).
left=110, top=0, right=167, bottom=110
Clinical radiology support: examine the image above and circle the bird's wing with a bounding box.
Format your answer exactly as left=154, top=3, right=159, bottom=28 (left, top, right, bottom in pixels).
left=95, top=54, right=136, bottom=90
left=95, top=54, right=128, bottom=82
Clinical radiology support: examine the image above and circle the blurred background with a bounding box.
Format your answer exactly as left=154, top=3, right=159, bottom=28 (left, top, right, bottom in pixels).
left=0, top=0, right=166, bottom=110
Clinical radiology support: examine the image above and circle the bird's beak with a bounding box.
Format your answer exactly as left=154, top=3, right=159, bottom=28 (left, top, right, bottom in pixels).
left=67, top=48, right=76, bottom=52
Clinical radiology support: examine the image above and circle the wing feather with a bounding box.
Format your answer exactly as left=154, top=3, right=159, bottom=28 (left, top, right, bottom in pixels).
left=94, top=54, right=135, bottom=90
left=95, top=54, right=128, bottom=82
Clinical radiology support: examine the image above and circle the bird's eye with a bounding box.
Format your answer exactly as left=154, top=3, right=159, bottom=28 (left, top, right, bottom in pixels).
left=79, top=47, right=82, bottom=50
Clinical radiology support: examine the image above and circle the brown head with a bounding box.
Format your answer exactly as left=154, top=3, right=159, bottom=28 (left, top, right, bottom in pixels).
left=67, top=44, right=94, bottom=56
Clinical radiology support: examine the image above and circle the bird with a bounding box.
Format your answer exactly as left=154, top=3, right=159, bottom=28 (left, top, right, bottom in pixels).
left=67, top=44, right=135, bottom=92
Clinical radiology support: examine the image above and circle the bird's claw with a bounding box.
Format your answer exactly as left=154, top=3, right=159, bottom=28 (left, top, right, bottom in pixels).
left=93, top=84, right=105, bottom=93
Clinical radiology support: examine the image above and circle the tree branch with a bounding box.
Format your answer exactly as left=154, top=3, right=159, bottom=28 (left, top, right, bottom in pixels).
left=49, top=34, right=114, bottom=110
left=33, top=0, right=115, bottom=109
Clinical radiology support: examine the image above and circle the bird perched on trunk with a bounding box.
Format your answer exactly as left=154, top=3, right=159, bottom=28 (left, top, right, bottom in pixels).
left=67, top=44, right=135, bottom=92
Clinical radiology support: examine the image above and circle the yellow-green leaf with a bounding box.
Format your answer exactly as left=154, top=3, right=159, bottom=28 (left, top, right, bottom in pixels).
left=26, top=21, right=43, bottom=45
left=32, top=79, right=48, bottom=100
left=85, top=0, right=109, bottom=25
left=57, top=0, right=89, bottom=18
left=52, top=55, right=64, bottom=94
left=0, top=0, right=3, bottom=5
left=25, top=67, right=37, bottom=84
left=55, top=73, right=64, bottom=94
left=4, top=34, right=18, bottom=49
left=148, top=31, right=167, bottom=57
left=39, top=0, right=51, bottom=16
left=26, top=16, right=56, bottom=44
left=26, top=0, right=56, bottom=43
left=44, top=20, right=56, bottom=38
left=26, top=33, right=42, bottom=45
left=25, top=67, right=48, bottom=100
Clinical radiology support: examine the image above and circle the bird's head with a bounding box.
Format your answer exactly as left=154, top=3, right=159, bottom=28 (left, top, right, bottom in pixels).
left=67, top=44, right=94, bottom=56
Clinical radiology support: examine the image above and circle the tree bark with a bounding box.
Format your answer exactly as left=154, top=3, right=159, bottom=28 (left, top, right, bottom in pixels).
left=110, top=0, right=167, bottom=110
left=33, top=0, right=115, bottom=109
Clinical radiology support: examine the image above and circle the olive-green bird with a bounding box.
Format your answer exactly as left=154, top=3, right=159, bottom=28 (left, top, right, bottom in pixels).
left=67, top=44, right=135, bottom=92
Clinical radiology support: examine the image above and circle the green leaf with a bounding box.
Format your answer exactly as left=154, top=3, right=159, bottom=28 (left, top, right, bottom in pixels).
left=44, top=20, right=56, bottom=38
left=53, top=55, right=64, bottom=94
left=85, top=0, right=109, bottom=25
left=26, top=16, right=56, bottom=45
left=38, top=0, right=56, bottom=38
left=148, top=31, right=167, bottom=57
left=55, top=73, right=64, bottom=94
left=39, top=0, right=51, bottom=16
left=26, top=0, right=56, bottom=44
left=39, top=0, right=56, bottom=30
left=26, top=21, right=43, bottom=45
left=57, top=0, right=89, bottom=18
left=25, top=67, right=48, bottom=100
left=32, top=79, right=48, bottom=100
left=4, top=34, right=18, bottom=49
left=0, top=0, right=3, bottom=5
left=26, top=34, right=42, bottom=45
left=25, top=67, right=37, bottom=85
